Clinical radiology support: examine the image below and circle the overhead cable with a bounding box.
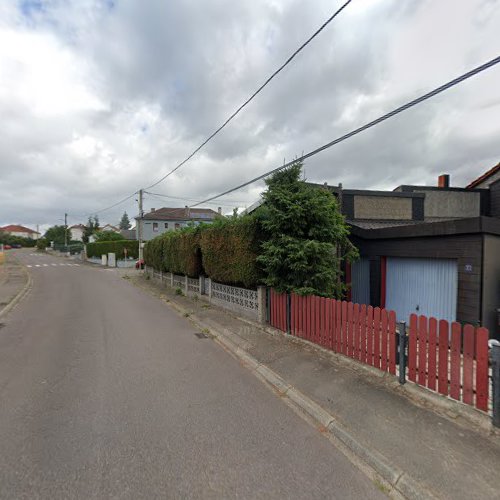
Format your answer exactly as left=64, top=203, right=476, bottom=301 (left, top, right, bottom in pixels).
left=190, top=54, right=500, bottom=207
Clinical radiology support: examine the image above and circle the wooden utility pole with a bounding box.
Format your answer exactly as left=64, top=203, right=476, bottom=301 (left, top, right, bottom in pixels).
left=138, top=189, right=144, bottom=261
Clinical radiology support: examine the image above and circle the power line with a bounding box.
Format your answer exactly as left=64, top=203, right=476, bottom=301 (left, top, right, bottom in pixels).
left=190, top=54, right=500, bottom=207
left=144, top=0, right=354, bottom=190
left=81, top=191, right=138, bottom=218
left=145, top=190, right=252, bottom=206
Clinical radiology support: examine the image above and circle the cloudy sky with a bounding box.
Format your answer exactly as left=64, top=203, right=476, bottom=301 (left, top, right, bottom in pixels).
left=1, top=0, right=499, bottom=231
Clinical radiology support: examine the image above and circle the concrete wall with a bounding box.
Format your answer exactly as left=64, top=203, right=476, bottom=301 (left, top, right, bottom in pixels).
left=414, top=189, right=481, bottom=218
left=353, top=196, right=412, bottom=220
left=482, top=234, right=500, bottom=338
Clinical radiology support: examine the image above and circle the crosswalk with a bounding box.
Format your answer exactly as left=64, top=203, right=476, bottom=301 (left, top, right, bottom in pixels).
left=26, top=263, right=80, bottom=268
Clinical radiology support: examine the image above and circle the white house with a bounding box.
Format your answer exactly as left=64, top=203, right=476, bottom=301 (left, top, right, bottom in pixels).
left=1, top=224, right=40, bottom=240
left=69, top=224, right=86, bottom=242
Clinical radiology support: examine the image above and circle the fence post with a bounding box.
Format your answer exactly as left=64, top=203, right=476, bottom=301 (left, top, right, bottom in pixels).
left=208, top=278, right=212, bottom=300
left=266, top=288, right=270, bottom=323
left=160, top=270, right=163, bottom=284
left=398, top=321, right=407, bottom=385
left=286, top=293, right=291, bottom=334
left=257, top=286, right=266, bottom=324
left=199, top=275, right=205, bottom=295
left=184, top=275, right=188, bottom=295
left=491, top=341, right=500, bottom=428
left=170, top=272, right=174, bottom=288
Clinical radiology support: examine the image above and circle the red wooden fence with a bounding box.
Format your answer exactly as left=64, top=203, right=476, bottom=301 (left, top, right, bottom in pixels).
left=271, top=291, right=397, bottom=375
left=408, top=314, right=489, bottom=412
left=269, top=290, right=491, bottom=413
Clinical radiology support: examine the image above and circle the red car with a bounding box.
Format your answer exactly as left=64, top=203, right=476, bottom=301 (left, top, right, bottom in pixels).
left=3, top=244, right=12, bottom=250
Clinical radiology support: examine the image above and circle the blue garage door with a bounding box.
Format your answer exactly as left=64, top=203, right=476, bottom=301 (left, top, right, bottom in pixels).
left=351, top=257, right=371, bottom=306
left=386, top=257, right=457, bottom=323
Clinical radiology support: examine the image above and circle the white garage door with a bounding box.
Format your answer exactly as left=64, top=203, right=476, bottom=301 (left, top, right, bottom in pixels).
left=385, top=257, right=457, bottom=323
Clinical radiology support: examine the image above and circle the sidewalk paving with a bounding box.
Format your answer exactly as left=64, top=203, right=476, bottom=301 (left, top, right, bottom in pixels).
left=126, top=271, right=500, bottom=499
left=0, top=252, right=30, bottom=318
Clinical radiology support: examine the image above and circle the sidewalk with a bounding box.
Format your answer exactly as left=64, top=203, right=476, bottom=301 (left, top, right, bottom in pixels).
left=127, top=272, right=500, bottom=500
left=0, top=252, right=31, bottom=319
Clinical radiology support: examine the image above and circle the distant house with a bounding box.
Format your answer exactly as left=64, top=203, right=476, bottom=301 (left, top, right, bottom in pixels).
left=69, top=224, right=86, bottom=242
left=467, top=161, right=500, bottom=217
left=136, top=206, right=221, bottom=241
left=120, top=229, right=137, bottom=240
left=1, top=224, right=40, bottom=240
left=88, top=223, right=122, bottom=243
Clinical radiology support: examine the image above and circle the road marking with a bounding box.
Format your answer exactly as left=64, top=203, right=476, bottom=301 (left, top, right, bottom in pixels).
left=26, top=265, right=32, bottom=268
left=51, top=264, right=58, bottom=266
left=59, top=263, right=65, bottom=266
left=43, top=264, right=48, bottom=267
left=74, top=264, right=80, bottom=266
left=35, top=264, right=41, bottom=267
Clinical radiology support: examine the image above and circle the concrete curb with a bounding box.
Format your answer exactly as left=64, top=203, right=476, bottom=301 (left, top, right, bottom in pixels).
left=135, top=278, right=437, bottom=499
left=0, top=267, right=32, bottom=320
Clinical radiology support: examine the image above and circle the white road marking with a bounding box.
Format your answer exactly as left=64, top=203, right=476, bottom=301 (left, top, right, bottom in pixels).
left=74, top=264, right=80, bottom=266
left=59, top=263, right=65, bottom=266
left=35, top=264, right=41, bottom=267
left=26, top=265, right=32, bottom=268
left=51, top=264, right=58, bottom=266
left=43, top=264, right=48, bottom=267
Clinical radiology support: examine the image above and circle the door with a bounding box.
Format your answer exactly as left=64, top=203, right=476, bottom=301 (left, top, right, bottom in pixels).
left=351, top=257, right=371, bottom=305
left=385, top=257, right=457, bottom=323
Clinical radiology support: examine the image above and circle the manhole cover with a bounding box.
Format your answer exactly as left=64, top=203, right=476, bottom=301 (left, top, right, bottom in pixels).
left=194, top=332, right=209, bottom=339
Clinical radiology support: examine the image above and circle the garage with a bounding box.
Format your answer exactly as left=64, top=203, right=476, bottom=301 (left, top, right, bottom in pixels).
left=385, top=257, right=458, bottom=323
left=350, top=257, right=370, bottom=305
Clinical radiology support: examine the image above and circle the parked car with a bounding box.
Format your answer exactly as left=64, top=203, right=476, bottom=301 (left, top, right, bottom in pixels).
left=11, top=244, right=22, bottom=248
left=135, top=259, right=145, bottom=270
left=3, top=244, right=12, bottom=250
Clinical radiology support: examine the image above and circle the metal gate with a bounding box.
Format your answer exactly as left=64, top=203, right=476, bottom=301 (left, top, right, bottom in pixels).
left=385, top=257, right=457, bottom=323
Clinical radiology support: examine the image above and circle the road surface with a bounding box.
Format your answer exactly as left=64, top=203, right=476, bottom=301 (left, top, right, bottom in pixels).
left=0, top=249, right=385, bottom=499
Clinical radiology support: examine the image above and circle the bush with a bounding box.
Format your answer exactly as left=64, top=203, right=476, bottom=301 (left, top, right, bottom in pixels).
left=86, top=240, right=139, bottom=259
left=162, top=227, right=203, bottom=277
left=93, top=231, right=125, bottom=242
left=200, top=217, right=261, bottom=288
left=36, top=238, right=48, bottom=251
left=144, top=236, right=163, bottom=270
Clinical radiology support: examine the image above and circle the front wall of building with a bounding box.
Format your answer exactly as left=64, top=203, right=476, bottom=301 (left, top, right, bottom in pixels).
left=353, top=196, right=413, bottom=220
left=352, top=234, right=483, bottom=327
left=414, top=190, right=481, bottom=218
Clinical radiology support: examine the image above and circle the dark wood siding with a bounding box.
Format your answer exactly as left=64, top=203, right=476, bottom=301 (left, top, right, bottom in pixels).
left=490, top=179, right=500, bottom=218
left=351, top=234, right=483, bottom=326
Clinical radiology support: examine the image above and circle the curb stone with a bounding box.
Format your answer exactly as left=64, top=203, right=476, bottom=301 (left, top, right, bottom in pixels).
left=133, top=276, right=437, bottom=499
left=0, top=267, right=32, bottom=320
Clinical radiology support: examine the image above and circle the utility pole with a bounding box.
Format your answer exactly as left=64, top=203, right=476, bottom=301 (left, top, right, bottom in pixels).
left=138, top=189, right=144, bottom=261
left=64, top=213, right=68, bottom=247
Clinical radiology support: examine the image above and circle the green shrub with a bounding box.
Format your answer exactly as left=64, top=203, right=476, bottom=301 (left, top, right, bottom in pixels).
left=86, top=240, right=139, bottom=259
left=36, top=238, right=48, bottom=251
left=200, top=217, right=261, bottom=288
left=162, top=227, right=203, bottom=277
left=144, top=235, right=164, bottom=270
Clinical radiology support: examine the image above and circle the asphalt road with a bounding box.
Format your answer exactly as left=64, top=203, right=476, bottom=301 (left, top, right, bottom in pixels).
left=0, top=250, right=385, bottom=499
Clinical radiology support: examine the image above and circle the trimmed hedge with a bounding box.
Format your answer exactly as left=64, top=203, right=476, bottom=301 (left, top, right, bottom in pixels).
left=144, top=236, right=163, bottom=270
left=200, top=217, right=261, bottom=288
left=86, top=240, right=139, bottom=259
left=162, top=228, right=203, bottom=277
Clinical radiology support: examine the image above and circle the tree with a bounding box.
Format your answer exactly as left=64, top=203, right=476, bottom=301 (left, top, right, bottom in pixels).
left=119, top=212, right=131, bottom=230
left=256, top=162, right=358, bottom=298
left=44, top=225, right=67, bottom=245
left=82, top=216, right=99, bottom=244
left=93, top=230, right=125, bottom=242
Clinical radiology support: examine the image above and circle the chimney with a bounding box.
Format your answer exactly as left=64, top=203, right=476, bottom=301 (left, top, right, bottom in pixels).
left=438, top=174, right=450, bottom=188
left=150, top=208, right=155, bottom=213
left=218, top=207, right=222, bottom=215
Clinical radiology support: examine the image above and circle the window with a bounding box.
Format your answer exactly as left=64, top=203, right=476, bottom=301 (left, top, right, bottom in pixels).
left=175, top=223, right=180, bottom=230
left=164, top=222, right=169, bottom=229
left=153, top=222, right=158, bottom=232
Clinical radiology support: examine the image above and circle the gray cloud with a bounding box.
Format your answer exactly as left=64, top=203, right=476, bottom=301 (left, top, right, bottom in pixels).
left=0, top=0, right=499, bottom=231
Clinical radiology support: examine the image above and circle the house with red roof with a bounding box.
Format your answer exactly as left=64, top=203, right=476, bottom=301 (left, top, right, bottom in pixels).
left=0, top=225, right=40, bottom=240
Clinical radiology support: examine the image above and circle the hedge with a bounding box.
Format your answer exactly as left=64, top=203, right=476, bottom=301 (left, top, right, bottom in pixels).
left=200, top=217, right=261, bottom=288
left=144, top=236, right=163, bottom=270
left=86, top=240, right=139, bottom=259
left=162, top=228, right=203, bottom=277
